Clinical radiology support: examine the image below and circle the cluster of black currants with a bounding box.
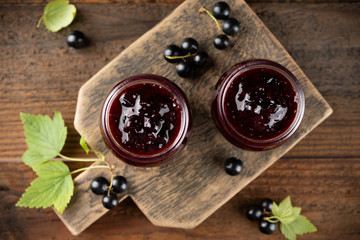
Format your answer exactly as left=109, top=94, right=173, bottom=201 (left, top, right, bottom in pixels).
left=90, top=176, right=128, bottom=209
left=164, top=37, right=209, bottom=78
left=201, top=2, right=240, bottom=50
left=246, top=198, right=277, bottom=234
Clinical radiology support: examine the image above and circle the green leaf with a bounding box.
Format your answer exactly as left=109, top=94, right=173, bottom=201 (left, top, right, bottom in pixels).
left=22, top=148, right=51, bottom=167
left=20, top=111, right=67, bottom=167
left=79, top=131, right=89, bottom=154
left=16, top=161, right=74, bottom=214
left=37, top=0, right=76, bottom=32
left=280, top=222, right=297, bottom=240
left=294, top=215, right=317, bottom=234
left=272, top=196, right=296, bottom=224
left=278, top=196, right=293, bottom=216
left=292, top=207, right=302, bottom=218
left=279, top=214, right=297, bottom=224
left=274, top=197, right=317, bottom=240
left=280, top=215, right=317, bottom=240
left=272, top=201, right=281, bottom=216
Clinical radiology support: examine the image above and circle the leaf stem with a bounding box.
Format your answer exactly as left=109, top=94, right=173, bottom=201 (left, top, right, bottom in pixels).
left=199, top=6, right=221, bottom=31
left=37, top=15, right=44, bottom=28
left=70, top=165, right=109, bottom=175
left=90, top=150, right=105, bottom=161
left=58, top=153, right=104, bottom=162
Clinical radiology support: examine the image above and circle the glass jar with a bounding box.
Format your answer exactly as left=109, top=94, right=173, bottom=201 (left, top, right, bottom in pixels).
left=212, top=59, right=305, bottom=151
left=101, top=74, right=192, bottom=166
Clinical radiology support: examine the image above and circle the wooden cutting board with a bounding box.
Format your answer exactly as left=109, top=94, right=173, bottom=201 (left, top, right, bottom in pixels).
left=56, top=0, right=332, bottom=235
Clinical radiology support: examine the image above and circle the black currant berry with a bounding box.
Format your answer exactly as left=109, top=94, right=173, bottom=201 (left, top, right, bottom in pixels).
left=261, top=198, right=274, bottom=212
left=246, top=205, right=263, bottom=221
left=102, top=193, right=118, bottom=209
left=181, top=38, right=198, bottom=54
left=212, top=2, right=230, bottom=20
left=222, top=18, right=240, bottom=36
left=67, top=30, right=87, bottom=48
left=214, top=34, right=230, bottom=50
left=258, top=219, right=277, bottom=234
left=90, top=177, right=109, bottom=195
left=164, top=45, right=182, bottom=63
left=193, top=51, right=209, bottom=67
left=176, top=61, right=192, bottom=78
left=112, top=176, right=128, bottom=193
left=224, top=157, right=243, bottom=176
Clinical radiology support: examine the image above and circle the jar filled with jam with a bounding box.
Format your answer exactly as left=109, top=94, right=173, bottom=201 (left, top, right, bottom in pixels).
left=212, top=59, right=305, bottom=151
left=101, top=74, right=192, bottom=166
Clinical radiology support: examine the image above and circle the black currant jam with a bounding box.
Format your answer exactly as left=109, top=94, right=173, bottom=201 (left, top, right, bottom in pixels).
left=101, top=75, right=191, bottom=166
left=225, top=68, right=297, bottom=140
left=212, top=59, right=305, bottom=151
left=109, top=83, right=181, bottom=155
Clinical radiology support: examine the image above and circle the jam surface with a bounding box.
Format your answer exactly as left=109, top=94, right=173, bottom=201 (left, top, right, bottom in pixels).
left=224, top=67, right=298, bottom=140
left=108, top=83, right=182, bottom=155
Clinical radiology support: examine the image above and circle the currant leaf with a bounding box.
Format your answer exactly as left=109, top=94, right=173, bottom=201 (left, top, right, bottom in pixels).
left=16, top=161, right=74, bottom=214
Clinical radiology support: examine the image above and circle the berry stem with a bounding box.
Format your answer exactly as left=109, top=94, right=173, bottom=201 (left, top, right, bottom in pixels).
left=264, top=216, right=280, bottom=223
left=165, top=53, right=192, bottom=60
left=107, top=173, right=114, bottom=197
left=58, top=153, right=105, bottom=162
left=70, top=165, right=109, bottom=175
left=102, top=157, right=115, bottom=197
left=199, top=6, right=221, bottom=31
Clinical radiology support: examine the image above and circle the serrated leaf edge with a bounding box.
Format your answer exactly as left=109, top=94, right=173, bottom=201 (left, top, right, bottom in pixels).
left=19, top=111, right=66, bottom=167
left=16, top=159, right=74, bottom=215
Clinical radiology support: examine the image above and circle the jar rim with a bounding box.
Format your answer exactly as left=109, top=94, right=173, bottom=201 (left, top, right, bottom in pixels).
left=215, top=59, right=305, bottom=149
left=101, top=74, right=191, bottom=165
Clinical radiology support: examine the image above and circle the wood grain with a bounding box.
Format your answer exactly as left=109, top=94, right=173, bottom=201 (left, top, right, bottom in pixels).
left=0, top=3, right=177, bottom=160
left=0, top=1, right=359, bottom=240
left=1, top=3, right=359, bottom=160
left=2, top=157, right=359, bottom=239
left=53, top=0, right=334, bottom=235
left=0, top=0, right=358, bottom=5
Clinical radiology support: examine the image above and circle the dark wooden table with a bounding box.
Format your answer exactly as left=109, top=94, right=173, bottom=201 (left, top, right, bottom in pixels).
left=0, top=1, right=359, bottom=239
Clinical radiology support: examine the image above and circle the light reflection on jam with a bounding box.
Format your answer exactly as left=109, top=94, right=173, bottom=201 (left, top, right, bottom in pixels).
left=108, top=83, right=181, bottom=155
left=224, top=68, right=298, bottom=140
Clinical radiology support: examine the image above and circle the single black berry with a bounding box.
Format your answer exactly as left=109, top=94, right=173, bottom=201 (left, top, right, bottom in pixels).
left=224, top=157, right=243, bottom=176
left=214, top=34, right=230, bottom=50
left=212, top=2, right=230, bottom=20
left=90, top=177, right=109, bottom=195
left=67, top=30, right=87, bottom=48
left=193, top=51, right=209, bottom=67
left=102, top=193, right=118, bottom=209
left=181, top=38, right=198, bottom=54
left=246, top=205, right=263, bottom=221
left=176, top=61, right=192, bottom=78
left=258, top=219, right=277, bottom=234
left=222, top=18, right=240, bottom=36
left=164, top=45, right=182, bottom=63
left=112, top=176, right=128, bottom=193
left=261, top=198, right=273, bottom=212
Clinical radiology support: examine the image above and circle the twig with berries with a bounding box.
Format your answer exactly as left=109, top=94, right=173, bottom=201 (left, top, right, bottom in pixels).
left=199, top=1, right=240, bottom=50
left=163, top=38, right=210, bottom=78
left=246, top=197, right=317, bottom=239
left=16, top=111, right=128, bottom=214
